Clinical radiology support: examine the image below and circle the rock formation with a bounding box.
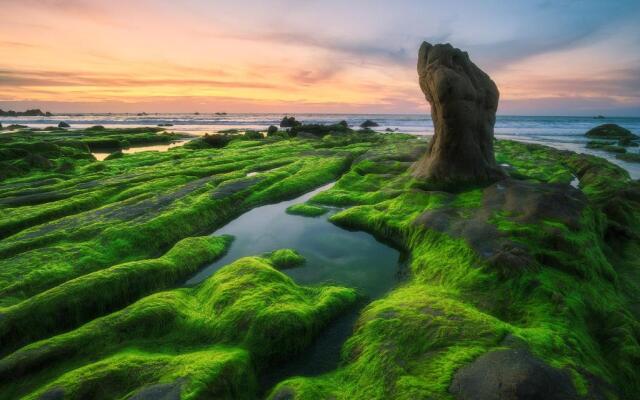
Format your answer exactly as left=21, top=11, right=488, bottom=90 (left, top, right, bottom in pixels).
left=585, top=123, right=638, bottom=140
left=412, top=42, right=505, bottom=185
left=360, top=119, right=379, bottom=128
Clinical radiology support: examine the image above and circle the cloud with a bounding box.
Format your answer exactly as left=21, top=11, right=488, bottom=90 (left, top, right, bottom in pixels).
left=0, top=69, right=280, bottom=90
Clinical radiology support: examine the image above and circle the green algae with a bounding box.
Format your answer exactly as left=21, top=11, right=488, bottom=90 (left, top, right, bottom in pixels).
left=268, top=139, right=640, bottom=399
left=0, top=253, right=357, bottom=399
left=1, top=130, right=639, bottom=399
left=264, top=248, right=306, bottom=269
left=286, top=203, right=329, bottom=217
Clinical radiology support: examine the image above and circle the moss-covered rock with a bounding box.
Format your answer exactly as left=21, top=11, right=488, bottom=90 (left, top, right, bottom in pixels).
left=286, top=203, right=329, bottom=217
left=585, top=123, right=638, bottom=139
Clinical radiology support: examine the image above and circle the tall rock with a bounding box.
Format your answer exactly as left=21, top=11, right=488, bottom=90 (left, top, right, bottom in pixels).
left=412, top=42, right=505, bottom=185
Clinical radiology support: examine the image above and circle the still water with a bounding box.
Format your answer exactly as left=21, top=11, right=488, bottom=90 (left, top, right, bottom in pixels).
left=186, top=182, right=404, bottom=388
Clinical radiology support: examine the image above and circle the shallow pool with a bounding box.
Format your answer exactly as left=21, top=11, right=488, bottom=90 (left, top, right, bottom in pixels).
left=186, top=182, right=404, bottom=389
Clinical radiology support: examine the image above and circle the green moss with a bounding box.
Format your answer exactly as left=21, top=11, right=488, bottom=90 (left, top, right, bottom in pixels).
left=0, top=235, right=232, bottom=355
left=2, top=132, right=638, bottom=399
left=0, top=255, right=357, bottom=399
left=286, top=203, right=329, bottom=217
left=271, top=139, right=640, bottom=399
left=264, top=249, right=306, bottom=269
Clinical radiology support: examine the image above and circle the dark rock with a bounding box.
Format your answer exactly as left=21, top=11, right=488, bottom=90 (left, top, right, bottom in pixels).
left=280, top=116, right=301, bottom=128
left=412, top=42, right=505, bottom=185
left=594, top=115, right=605, bottom=119
left=414, top=179, right=586, bottom=275
left=450, top=348, right=580, bottom=400
left=129, top=380, right=182, bottom=400
left=0, top=108, right=50, bottom=117
left=6, top=124, right=28, bottom=130
left=39, top=387, right=65, bottom=400
left=618, top=137, right=638, bottom=147
left=585, top=124, right=637, bottom=139
left=338, top=120, right=349, bottom=128
left=157, top=123, right=174, bottom=127
left=267, top=125, right=279, bottom=135
left=360, top=119, right=379, bottom=128
left=58, top=121, right=70, bottom=128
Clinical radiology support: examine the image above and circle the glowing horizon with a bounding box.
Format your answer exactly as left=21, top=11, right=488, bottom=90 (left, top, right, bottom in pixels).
left=1, top=0, right=639, bottom=116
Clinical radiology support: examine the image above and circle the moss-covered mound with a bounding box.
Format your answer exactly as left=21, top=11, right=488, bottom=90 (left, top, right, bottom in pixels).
left=585, top=123, right=638, bottom=139
left=0, top=126, right=189, bottom=179
left=0, top=254, right=357, bottom=399
left=286, top=203, right=329, bottom=217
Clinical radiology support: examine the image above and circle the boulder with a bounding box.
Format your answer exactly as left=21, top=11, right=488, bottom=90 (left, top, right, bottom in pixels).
left=449, top=348, right=580, bottom=400
left=360, top=119, right=379, bottom=128
left=280, top=116, right=300, bottom=128
left=58, top=121, right=70, bottom=128
left=412, top=42, right=505, bottom=185
left=267, top=125, right=279, bottom=136
left=585, top=124, right=637, bottom=140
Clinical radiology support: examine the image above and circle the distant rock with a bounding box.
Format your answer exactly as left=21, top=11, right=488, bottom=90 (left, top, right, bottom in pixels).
left=215, top=112, right=227, bottom=115
left=280, top=116, right=301, bottom=128
left=594, top=115, right=605, bottom=119
left=338, top=120, right=349, bottom=128
left=450, top=348, right=580, bottom=400
left=6, top=124, right=28, bottom=130
left=157, top=123, right=174, bottom=127
left=360, top=119, right=379, bottom=128
left=586, top=124, right=638, bottom=140
left=411, top=42, right=505, bottom=185
left=58, top=122, right=70, bottom=128
left=267, top=125, right=279, bottom=136
left=0, top=108, right=51, bottom=117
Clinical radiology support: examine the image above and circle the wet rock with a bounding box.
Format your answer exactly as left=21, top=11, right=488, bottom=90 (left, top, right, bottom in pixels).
left=360, top=119, right=379, bottom=128
left=38, top=387, right=65, bottom=400
left=57, top=122, right=70, bottom=128
left=450, top=348, right=580, bottom=400
left=129, top=380, right=182, bottom=400
left=585, top=124, right=637, bottom=140
left=412, top=42, right=505, bottom=185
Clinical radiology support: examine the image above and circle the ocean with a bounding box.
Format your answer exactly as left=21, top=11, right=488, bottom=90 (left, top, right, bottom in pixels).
left=2, top=113, right=639, bottom=179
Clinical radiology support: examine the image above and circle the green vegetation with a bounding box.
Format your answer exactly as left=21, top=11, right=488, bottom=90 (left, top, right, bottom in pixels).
left=0, top=254, right=357, bottom=399
left=270, top=139, right=640, bottom=399
left=286, top=203, right=329, bottom=217
left=1, top=127, right=638, bottom=399
left=0, top=126, right=189, bottom=179
left=264, top=248, right=306, bottom=269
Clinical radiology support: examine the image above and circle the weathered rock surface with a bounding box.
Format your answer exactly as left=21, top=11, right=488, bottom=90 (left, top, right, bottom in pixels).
left=412, top=42, right=505, bottom=185
left=414, top=179, right=587, bottom=275
left=57, top=122, right=70, bottom=128
left=360, top=119, right=379, bottom=128
left=585, top=124, right=637, bottom=140
left=449, top=348, right=580, bottom=400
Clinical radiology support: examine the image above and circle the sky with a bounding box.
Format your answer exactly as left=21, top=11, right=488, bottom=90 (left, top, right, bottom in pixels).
left=1, top=0, right=639, bottom=116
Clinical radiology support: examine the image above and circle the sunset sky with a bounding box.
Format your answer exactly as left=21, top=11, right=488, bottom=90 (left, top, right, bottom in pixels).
left=1, top=0, right=639, bottom=115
